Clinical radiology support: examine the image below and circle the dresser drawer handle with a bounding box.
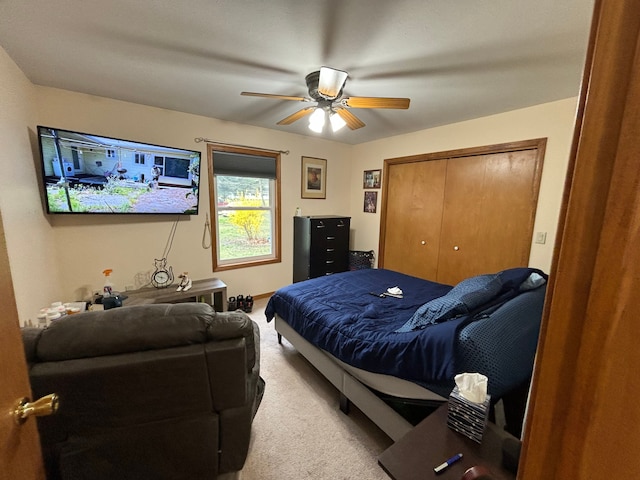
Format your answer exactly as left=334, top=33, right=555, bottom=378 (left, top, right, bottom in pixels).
left=316, top=224, right=326, bottom=229
left=326, top=236, right=335, bottom=240
left=326, top=260, right=334, bottom=264
left=326, top=248, right=335, bottom=252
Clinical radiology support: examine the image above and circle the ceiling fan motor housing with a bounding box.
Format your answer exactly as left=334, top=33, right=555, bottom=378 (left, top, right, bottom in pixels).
left=306, top=70, right=344, bottom=101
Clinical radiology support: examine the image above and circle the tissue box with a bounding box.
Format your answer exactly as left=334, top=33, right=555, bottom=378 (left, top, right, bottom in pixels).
left=447, top=386, right=491, bottom=443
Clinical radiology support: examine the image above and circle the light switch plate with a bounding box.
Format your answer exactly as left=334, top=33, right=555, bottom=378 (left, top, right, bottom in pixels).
left=535, top=232, right=547, bottom=244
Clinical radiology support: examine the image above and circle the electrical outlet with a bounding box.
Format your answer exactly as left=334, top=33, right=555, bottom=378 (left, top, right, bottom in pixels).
left=535, top=232, right=547, bottom=244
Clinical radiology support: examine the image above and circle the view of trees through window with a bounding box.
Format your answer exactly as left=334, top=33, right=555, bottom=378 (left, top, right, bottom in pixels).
left=216, top=175, right=273, bottom=261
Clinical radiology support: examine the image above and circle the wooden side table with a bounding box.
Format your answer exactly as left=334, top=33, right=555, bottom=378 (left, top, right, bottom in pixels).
left=123, top=278, right=228, bottom=312
left=378, top=404, right=516, bottom=480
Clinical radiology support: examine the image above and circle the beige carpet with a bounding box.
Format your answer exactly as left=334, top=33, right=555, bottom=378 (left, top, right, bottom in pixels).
left=241, top=297, right=394, bottom=480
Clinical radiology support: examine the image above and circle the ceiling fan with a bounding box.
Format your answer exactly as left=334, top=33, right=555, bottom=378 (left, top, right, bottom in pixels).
left=241, top=66, right=410, bottom=133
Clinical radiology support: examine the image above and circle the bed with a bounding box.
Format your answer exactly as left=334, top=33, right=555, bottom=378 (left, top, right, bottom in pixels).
left=265, top=267, right=546, bottom=440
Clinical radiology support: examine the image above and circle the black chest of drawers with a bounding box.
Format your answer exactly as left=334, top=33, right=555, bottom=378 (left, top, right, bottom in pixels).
left=293, top=216, right=351, bottom=283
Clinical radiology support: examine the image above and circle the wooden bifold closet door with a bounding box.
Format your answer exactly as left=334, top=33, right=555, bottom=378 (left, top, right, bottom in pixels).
left=379, top=139, right=545, bottom=285
left=380, top=159, right=447, bottom=280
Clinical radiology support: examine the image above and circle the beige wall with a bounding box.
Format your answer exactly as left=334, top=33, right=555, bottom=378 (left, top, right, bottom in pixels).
left=0, top=46, right=64, bottom=324
left=34, top=87, right=353, bottom=312
left=1, top=44, right=578, bottom=325
left=349, top=98, right=578, bottom=274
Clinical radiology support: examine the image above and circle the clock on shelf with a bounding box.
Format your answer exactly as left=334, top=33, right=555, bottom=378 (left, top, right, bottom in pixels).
left=151, top=258, right=174, bottom=288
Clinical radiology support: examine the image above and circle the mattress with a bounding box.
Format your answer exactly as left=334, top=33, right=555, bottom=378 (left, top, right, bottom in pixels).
left=266, top=268, right=546, bottom=398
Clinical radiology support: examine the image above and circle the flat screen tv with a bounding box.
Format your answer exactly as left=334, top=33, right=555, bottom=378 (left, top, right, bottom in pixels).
left=37, top=126, right=201, bottom=214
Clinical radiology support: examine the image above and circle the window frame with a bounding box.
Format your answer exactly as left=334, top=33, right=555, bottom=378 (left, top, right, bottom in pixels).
left=207, top=143, right=281, bottom=272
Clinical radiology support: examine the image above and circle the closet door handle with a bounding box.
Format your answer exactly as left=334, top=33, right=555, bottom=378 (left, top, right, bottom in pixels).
left=453, top=245, right=460, bottom=251
left=421, top=241, right=426, bottom=245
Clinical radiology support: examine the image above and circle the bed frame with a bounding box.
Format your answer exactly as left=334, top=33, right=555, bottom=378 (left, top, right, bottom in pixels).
left=272, top=283, right=546, bottom=440
left=275, top=315, right=445, bottom=441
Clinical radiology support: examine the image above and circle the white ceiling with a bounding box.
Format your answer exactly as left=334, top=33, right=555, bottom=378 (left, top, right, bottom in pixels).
left=0, top=0, right=594, bottom=145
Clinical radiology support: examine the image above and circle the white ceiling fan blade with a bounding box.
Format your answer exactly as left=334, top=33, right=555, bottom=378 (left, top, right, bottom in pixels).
left=318, top=66, right=348, bottom=99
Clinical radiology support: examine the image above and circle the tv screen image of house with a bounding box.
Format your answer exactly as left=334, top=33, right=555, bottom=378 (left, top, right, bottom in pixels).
left=37, top=126, right=201, bottom=214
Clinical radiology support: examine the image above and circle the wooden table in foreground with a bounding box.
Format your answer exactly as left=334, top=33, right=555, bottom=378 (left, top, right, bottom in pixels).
left=124, top=278, right=227, bottom=312
left=378, top=404, right=516, bottom=480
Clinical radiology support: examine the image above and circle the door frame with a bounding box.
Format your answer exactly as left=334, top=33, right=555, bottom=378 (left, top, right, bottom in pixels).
left=519, top=0, right=640, bottom=477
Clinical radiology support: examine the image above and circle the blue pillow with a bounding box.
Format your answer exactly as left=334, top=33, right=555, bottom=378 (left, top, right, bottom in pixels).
left=396, top=274, right=503, bottom=332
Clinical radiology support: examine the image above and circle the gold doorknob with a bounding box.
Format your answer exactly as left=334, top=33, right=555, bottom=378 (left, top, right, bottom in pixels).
left=13, top=393, right=59, bottom=425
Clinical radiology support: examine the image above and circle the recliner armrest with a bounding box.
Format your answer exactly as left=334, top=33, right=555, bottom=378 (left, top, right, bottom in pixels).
left=207, top=310, right=255, bottom=341
left=208, top=310, right=258, bottom=371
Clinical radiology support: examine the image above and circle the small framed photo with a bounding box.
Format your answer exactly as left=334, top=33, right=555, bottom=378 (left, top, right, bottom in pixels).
left=363, top=169, right=381, bottom=189
left=301, top=156, right=327, bottom=199
left=364, top=191, right=378, bottom=213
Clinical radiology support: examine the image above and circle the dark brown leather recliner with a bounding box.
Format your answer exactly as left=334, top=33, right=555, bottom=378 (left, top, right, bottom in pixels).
left=21, top=303, right=264, bottom=480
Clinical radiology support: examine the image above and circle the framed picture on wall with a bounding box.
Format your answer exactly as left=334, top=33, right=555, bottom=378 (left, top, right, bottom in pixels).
left=301, top=156, right=327, bottom=199
left=364, top=191, right=378, bottom=213
left=363, top=169, right=381, bottom=189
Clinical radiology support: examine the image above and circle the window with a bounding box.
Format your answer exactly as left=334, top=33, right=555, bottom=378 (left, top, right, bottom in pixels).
left=164, top=157, right=190, bottom=179
left=134, top=153, right=145, bottom=164
left=207, top=144, right=281, bottom=271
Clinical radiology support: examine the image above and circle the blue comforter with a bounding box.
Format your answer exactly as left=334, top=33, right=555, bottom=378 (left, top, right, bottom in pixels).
left=265, top=268, right=543, bottom=388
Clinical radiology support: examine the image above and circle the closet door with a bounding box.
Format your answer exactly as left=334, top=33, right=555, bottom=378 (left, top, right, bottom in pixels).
left=381, top=160, right=446, bottom=279
left=379, top=139, right=544, bottom=285
left=436, top=148, right=541, bottom=285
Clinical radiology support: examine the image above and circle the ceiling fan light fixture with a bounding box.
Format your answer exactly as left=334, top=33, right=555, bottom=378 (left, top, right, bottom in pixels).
left=308, top=108, right=325, bottom=133
left=317, top=67, right=348, bottom=99
left=329, top=111, right=347, bottom=132
left=309, top=122, right=324, bottom=133
left=242, top=67, right=409, bottom=133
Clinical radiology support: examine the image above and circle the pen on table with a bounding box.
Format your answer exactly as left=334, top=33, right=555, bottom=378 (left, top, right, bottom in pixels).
left=434, top=453, right=463, bottom=473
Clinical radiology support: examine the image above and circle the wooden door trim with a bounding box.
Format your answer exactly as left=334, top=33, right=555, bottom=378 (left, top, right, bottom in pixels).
left=519, top=0, right=640, bottom=478
left=378, top=138, right=547, bottom=268
left=384, top=138, right=547, bottom=166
